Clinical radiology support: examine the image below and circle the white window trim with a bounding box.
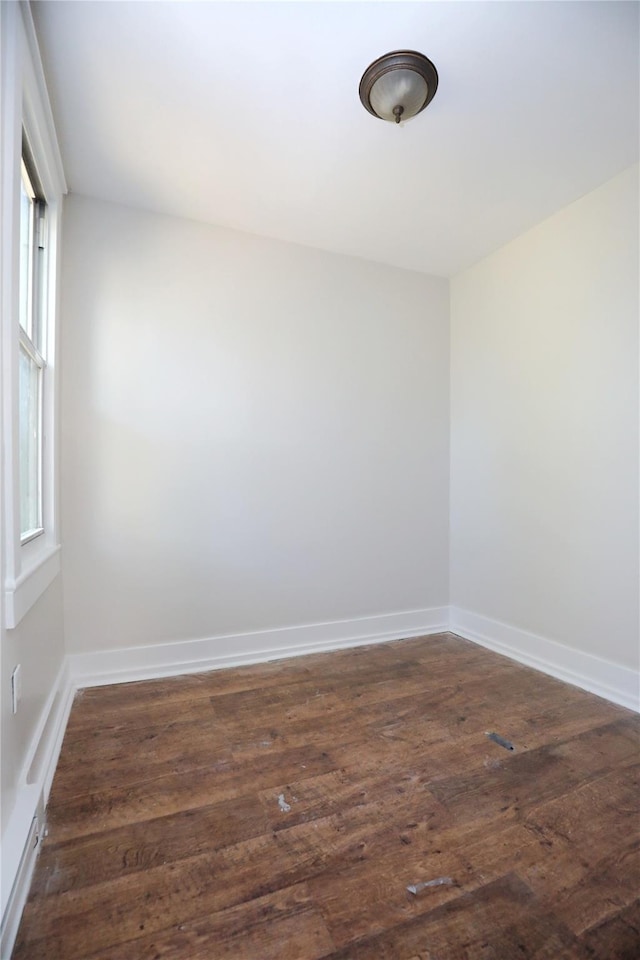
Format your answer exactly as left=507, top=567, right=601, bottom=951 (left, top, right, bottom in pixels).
left=2, top=2, right=66, bottom=628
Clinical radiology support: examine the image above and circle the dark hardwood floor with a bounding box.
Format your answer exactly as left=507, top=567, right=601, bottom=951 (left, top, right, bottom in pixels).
left=12, top=632, right=640, bottom=959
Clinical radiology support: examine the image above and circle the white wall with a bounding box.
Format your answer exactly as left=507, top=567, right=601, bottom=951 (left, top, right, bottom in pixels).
left=61, top=196, right=450, bottom=655
left=450, top=165, right=639, bottom=672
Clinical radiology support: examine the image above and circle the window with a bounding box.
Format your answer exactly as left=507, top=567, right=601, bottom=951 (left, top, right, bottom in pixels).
left=2, top=1, right=66, bottom=628
left=18, top=152, right=47, bottom=544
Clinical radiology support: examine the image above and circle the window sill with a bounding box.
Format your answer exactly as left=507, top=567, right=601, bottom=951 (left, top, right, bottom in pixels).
left=4, top=544, right=61, bottom=629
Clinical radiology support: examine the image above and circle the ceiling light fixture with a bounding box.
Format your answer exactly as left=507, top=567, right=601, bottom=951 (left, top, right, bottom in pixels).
left=359, top=50, right=438, bottom=124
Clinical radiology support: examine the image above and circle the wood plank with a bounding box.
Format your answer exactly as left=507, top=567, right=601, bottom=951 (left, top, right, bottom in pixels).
left=46, top=742, right=337, bottom=844
left=54, top=884, right=335, bottom=960
left=576, top=899, right=640, bottom=960
left=315, top=873, right=578, bottom=960
left=29, top=793, right=268, bottom=898
left=520, top=764, right=640, bottom=933
left=15, top=832, right=310, bottom=958
left=427, top=718, right=638, bottom=822
left=303, top=771, right=581, bottom=948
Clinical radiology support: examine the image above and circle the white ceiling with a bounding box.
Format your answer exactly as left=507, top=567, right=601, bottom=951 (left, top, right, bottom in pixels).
left=33, top=1, right=639, bottom=277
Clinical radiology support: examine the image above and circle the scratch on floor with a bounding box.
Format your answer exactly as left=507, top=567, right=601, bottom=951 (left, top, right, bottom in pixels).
left=407, top=877, right=454, bottom=894
left=485, top=731, right=515, bottom=751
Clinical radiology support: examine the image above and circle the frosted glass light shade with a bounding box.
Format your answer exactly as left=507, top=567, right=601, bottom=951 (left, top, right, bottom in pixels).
left=369, top=69, right=429, bottom=122
left=359, top=50, right=438, bottom=123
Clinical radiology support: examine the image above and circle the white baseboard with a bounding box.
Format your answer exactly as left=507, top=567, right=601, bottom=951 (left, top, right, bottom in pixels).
left=61, top=603, right=640, bottom=709
left=450, top=606, right=639, bottom=713
left=0, top=659, right=75, bottom=960
left=68, top=607, right=450, bottom=688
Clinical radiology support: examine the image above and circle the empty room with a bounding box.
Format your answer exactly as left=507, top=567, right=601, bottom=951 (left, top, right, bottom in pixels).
left=1, top=1, right=638, bottom=958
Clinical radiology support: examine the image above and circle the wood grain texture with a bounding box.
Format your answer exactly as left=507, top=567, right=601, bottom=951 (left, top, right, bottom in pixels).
left=13, top=632, right=640, bottom=959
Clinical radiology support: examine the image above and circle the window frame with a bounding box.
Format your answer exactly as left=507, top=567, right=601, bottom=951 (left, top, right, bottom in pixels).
left=2, top=2, right=67, bottom=629
left=18, top=150, right=47, bottom=545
